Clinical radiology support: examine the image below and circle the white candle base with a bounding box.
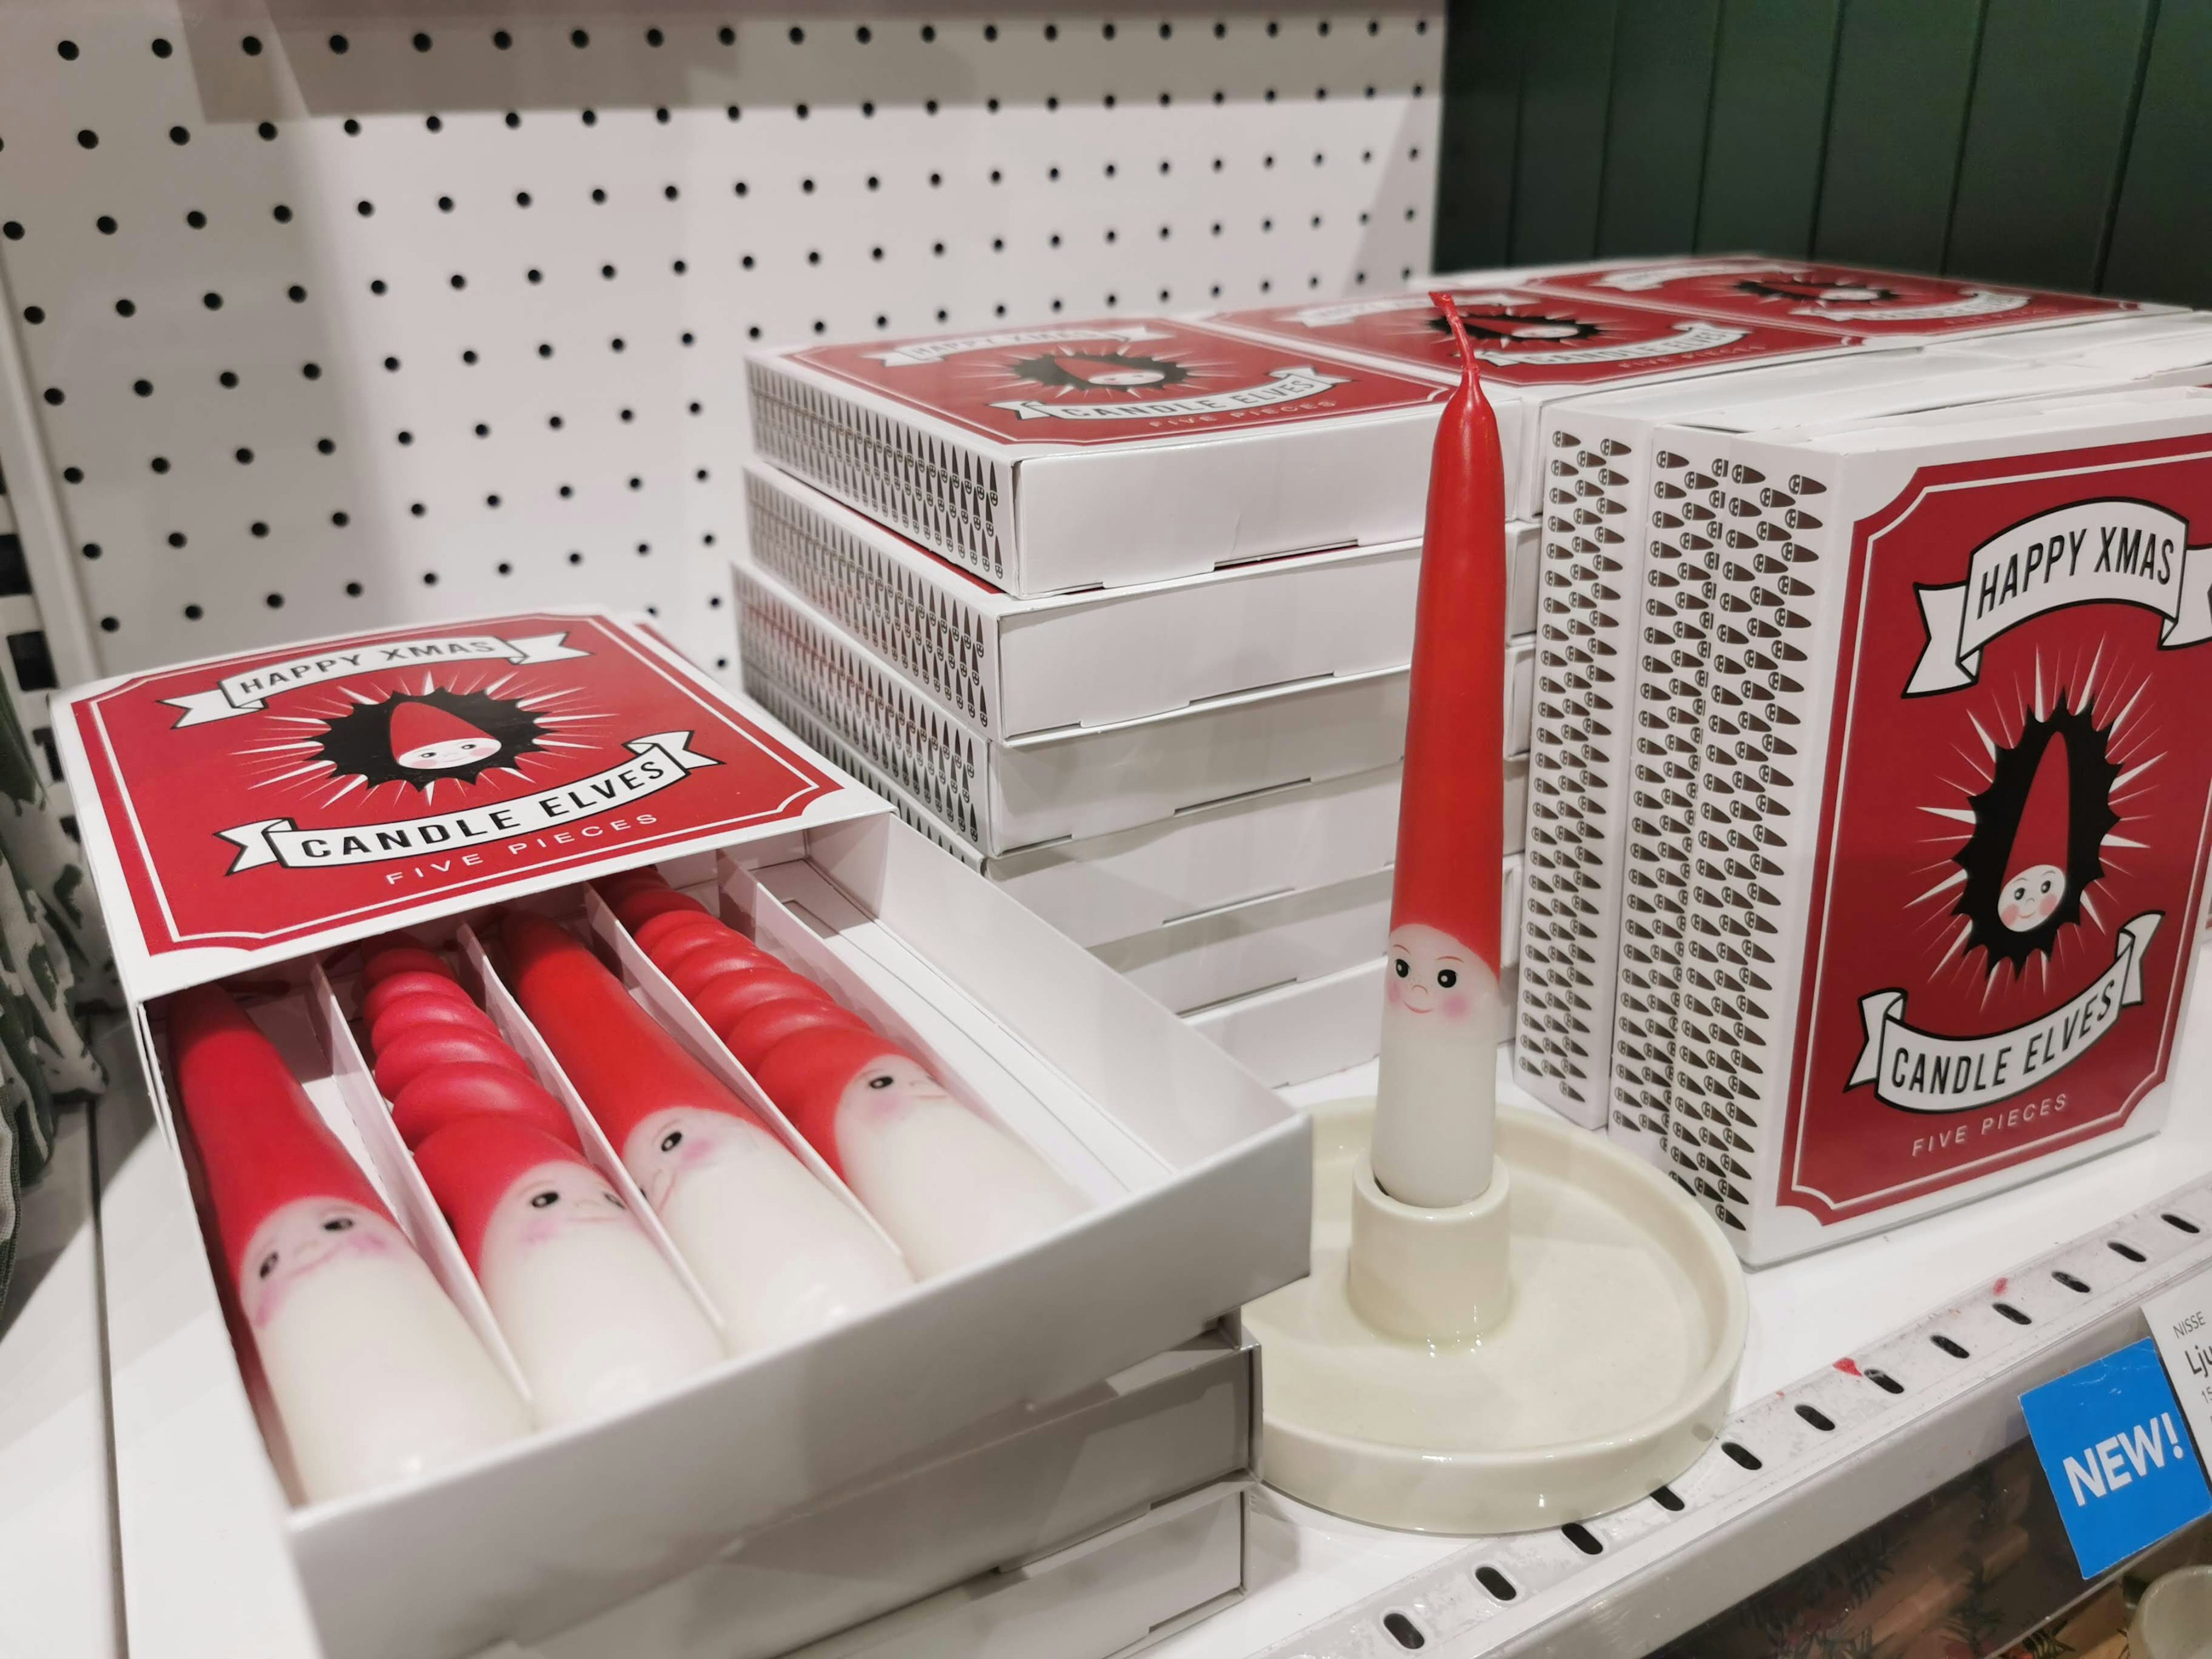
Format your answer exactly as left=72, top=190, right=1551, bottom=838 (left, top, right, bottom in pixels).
left=840, top=1100, right=1087, bottom=1278
left=1244, top=1094, right=1744, bottom=1533
left=638, top=1118, right=914, bottom=1350
left=1346, top=1156, right=1513, bottom=1342
left=481, top=1218, right=725, bottom=1427
left=254, top=1243, right=531, bottom=1503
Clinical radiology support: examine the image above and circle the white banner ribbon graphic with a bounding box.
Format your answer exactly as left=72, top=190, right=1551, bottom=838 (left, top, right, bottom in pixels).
left=863, top=325, right=1172, bottom=366
left=1465, top=320, right=1747, bottom=365
left=1286, top=293, right=1518, bottom=327
left=1848, top=913, right=2162, bottom=1112
left=1907, top=501, right=2212, bottom=694
left=1798, top=289, right=2024, bottom=321
left=990, top=366, right=1349, bottom=421
left=218, top=732, right=716, bottom=873
left=164, top=631, right=589, bottom=727
left=1590, top=259, right=1791, bottom=291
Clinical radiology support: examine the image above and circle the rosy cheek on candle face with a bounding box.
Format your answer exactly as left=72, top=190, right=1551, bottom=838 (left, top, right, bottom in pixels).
left=1440, top=991, right=1471, bottom=1021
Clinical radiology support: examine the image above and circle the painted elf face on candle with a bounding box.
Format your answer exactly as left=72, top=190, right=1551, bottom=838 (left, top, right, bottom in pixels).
left=623, top=1107, right=768, bottom=1210
left=239, top=1196, right=410, bottom=1329
left=834, top=1052, right=959, bottom=1139
left=1385, top=923, right=1483, bottom=1022
left=479, top=1161, right=632, bottom=1277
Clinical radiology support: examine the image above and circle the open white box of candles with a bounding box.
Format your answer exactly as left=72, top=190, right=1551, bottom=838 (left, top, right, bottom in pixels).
left=57, top=609, right=1306, bottom=1659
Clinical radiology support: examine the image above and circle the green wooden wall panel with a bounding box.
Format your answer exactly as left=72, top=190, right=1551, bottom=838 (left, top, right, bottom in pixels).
left=1508, top=0, right=1621, bottom=263
left=1694, top=0, right=1845, bottom=256
left=1433, top=0, right=2203, bottom=306
left=1812, top=0, right=1986, bottom=272
left=2103, top=0, right=2212, bottom=307
left=1593, top=0, right=1724, bottom=257
left=1435, top=0, right=1529, bottom=272
left=1946, top=0, right=2156, bottom=291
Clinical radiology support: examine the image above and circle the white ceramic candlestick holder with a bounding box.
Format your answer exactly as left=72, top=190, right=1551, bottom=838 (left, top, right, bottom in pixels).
left=1243, top=1075, right=1747, bottom=1534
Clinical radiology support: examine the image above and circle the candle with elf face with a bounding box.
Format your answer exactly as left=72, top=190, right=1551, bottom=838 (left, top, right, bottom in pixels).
left=500, top=910, right=914, bottom=1350
left=1368, top=296, right=1512, bottom=1210
left=754, top=1029, right=1087, bottom=1278
left=412, top=1117, right=724, bottom=1425
left=166, top=985, right=529, bottom=1502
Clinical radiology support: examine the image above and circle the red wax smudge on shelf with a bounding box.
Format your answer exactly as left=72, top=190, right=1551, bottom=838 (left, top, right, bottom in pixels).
left=166, top=984, right=395, bottom=1281
left=363, top=971, right=476, bottom=1025
left=374, top=1026, right=533, bottom=1100
left=501, top=910, right=768, bottom=1146
left=392, top=1064, right=581, bottom=1152
left=1389, top=295, right=1508, bottom=975
left=1834, top=1357, right=1862, bottom=1376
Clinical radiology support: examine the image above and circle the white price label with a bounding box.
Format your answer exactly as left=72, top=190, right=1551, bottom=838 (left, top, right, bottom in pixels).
left=2143, top=1268, right=2212, bottom=1455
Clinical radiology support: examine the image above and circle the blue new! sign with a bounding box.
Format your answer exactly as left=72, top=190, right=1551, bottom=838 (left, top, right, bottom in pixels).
left=2021, top=1338, right=2212, bottom=1578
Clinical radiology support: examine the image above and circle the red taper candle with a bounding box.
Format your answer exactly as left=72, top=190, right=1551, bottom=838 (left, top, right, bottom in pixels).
left=1370, top=294, right=1510, bottom=1209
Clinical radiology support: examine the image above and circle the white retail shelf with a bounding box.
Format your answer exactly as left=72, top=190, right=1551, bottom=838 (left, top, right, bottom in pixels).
left=1151, top=941, right=2212, bottom=1659
left=12, top=956, right=2212, bottom=1657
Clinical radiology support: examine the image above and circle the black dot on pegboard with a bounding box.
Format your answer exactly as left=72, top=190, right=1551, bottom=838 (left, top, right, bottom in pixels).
left=646, top=26, right=664, bottom=46
left=709, top=595, right=723, bottom=608
left=412, top=31, right=431, bottom=51
left=505, top=112, right=520, bottom=130
left=302, top=362, right=321, bottom=379
left=251, top=521, right=268, bottom=537
left=370, top=278, right=386, bottom=294
left=493, top=29, right=512, bottom=50
left=100, top=618, right=118, bottom=633
left=2, top=223, right=21, bottom=241
left=329, top=33, right=348, bottom=53
left=78, top=129, right=99, bottom=149
left=548, top=415, right=564, bottom=429
left=266, top=593, right=283, bottom=608
left=619, top=409, right=634, bottom=423
left=410, top=503, right=426, bottom=517
left=423, top=572, right=439, bottom=586
left=486, top=494, right=500, bottom=508
left=131, top=380, right=151, bottom=396
left=96, top=214, right=118, bottom=234
left=426, top=115, right=442, bottom=132
left=581, top=109, right=597, bottom=126
left=571, top=28, right=589, bottom=47
left=152, top=36, right=172, bottom=56
left=627, top=476, right=642, bottom=489
left=168, top=532, right=186, bottom=548
left=288, top=285, right=306, bottom=302
left=332, top=511, right=349, bottom=526
left=568, top=551, right=584, bottom=566
left=922, top=23, right=937, bottom=41
left=527, top=269, right=541, bottom=284
left=450, top=274, right=466, bottom=290
left=22, top=306, right=44, bottom=324
left=346, top=582, right=362, bottom=596
left=235, top=448, right=253, bottom=464
left=344, top=119, right=360, bottom=135
left=498, top=562, right=513, bottom=575
left=150, top=457, right=168, bottom=473
left=203, top=291, right=223, bottom=309
left=169, top=126, right=188, bottom=145
left=695, top=468, right=710, bottom=481
left=318, top=438, right=335, bottom=454
left=80, top=543, right=99, bottom=559
left=257, top=122, right=277, bottom=141
left=56, top=38, right=79, bottom=59
left=397, top=430, right=414, bottom=445
left=218, top=370, right=238, bottom=388
left=63, top=465, right=82, bottom=483
left=185, top=604, right=202, bottom=619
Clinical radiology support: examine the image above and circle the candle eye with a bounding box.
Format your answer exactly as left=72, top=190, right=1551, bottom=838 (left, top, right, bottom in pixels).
left=322, top=1215, right=354, bottom=1233
left=1437, top=968, right=1457, bottom=988
left=866, top=1072, right=895, bottom=1089
left=660, top=1129, right=684, bottom=1153
left=529, top=1189, right=560, bottom=1209
left=258, top=1251, right=280, bottom=1279
left=1392, top=958, right=1410, bottom=978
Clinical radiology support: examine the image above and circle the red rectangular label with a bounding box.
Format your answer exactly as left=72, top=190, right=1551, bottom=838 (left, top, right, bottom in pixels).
left=1784, top=439, right=2212, bottom=1217
left=784, top=317, right=1448, bottom=446
left=1529, top=258, right=2137, bottom=339
left=71, top=613, right=843, bottom=957
left=1214, top=286, right=1846, bottom=386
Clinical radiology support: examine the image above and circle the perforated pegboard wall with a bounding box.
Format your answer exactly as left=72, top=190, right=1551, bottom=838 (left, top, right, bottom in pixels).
left=0, top=6, right=1442, bottom=694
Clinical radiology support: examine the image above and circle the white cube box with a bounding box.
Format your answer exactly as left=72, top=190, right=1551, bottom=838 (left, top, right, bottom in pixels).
left=56, top=611, right=1308, bottom=1659
left=734, top=558, right=1537, bottom=856
left=1655, top=389, right=2212, bottom=1262
left=745, top=465, right=1546, bottom=739
left=746, top=317, right=1455, bottom=597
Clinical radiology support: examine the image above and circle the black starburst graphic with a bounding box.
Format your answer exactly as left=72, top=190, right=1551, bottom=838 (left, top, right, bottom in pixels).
left=1427, top=305, right=1605, bottom=346
left=1005, top=351, right=1192, bottom=393
left=310, top=687, right=547, bottom=793
left=1952, top=696, right=2122, bottom=976
left=1736, top=276, right=1901, bottom=306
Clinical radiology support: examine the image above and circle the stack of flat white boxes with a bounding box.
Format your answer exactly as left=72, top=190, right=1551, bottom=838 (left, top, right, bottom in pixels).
left=737, top=266, right=2209, bottom=1095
